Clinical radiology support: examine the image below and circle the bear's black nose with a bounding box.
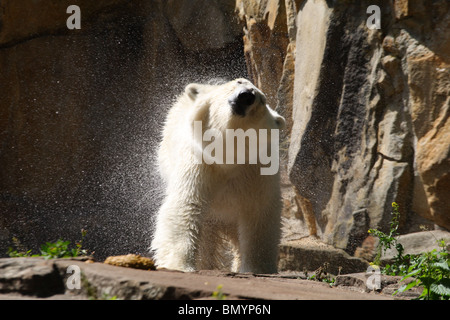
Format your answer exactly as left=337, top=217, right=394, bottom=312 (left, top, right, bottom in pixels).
left=237, top=90, right=256, bottom=107
left=230, top=89, right=256, bottom=117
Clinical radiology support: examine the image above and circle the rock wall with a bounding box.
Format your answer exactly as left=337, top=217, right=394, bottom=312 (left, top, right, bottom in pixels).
left=0, top=0, right=246, bottom=258
left=238, top=0, right=449, bottom=255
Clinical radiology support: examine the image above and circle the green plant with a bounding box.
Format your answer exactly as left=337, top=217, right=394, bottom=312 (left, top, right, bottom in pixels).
left=40, top=239, right=75, bottom=259
left=7, top=237, right=35, bottom=257
left=306, top=262, right=336, bottom=286
left=368, top=202, right=405, bottom=270
left=100, top=293, right=119, bottom=300
left=369, top=203, right=450, bottom=300
left=396, top=240, right=450, bottom=300
left=75, top=228, right=88, bottom=257
left=212, top=284, right=227, bottom=300
left=7, top=229, right=89, bottom=259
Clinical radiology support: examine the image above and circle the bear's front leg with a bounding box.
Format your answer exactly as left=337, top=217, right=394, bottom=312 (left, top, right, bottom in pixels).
left=238, top=207, right=281, bottom=274
left=151, top=195, right=203, bottom=272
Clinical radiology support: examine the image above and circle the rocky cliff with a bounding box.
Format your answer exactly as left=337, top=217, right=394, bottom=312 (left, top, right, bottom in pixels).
left=238, top=0, right=449, bottom=255
left=0, top=0, right=448, bottom=261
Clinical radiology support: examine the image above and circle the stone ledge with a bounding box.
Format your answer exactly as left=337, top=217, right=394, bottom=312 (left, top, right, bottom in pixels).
left=381, top=230, right=450, bottom=262
left=335, top=273, right=422, bottom=299
left=279, top=240, right=370, bottom=275
left=0, top=257, right=391, bottom=300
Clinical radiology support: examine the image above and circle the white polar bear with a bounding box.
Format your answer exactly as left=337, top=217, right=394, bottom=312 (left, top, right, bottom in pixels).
left=151, top=78, right=285, bottom=273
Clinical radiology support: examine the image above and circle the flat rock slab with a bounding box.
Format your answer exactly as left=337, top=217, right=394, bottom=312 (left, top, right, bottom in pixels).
left=335, top=273, right=422, bottom=299
left=0, top=258, right=393, bottom=300
left=279, top=239, right=370, bottom=274
left=381, top=230, right=450, bottom=262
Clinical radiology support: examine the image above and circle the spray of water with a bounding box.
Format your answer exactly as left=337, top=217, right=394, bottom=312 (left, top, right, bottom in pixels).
left=0, top=8, right=249, bottom=260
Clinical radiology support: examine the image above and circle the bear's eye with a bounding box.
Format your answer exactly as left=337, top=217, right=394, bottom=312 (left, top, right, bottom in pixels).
left=237, top=80, right=243, bottom=84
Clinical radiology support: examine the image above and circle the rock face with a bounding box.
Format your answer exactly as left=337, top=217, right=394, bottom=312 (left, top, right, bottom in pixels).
left=0, top=1, right=246, bottom=258
left=381, top=230, right=450, bottom=262
left=0, top=258, right=65, bottom=297
left=239, top=0, right=449, bottom=254
left=278, top=238, right=370, bottom=275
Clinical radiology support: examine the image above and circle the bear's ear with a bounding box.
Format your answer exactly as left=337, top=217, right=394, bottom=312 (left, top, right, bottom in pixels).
left=275, top=115, right=286, bottom=129
left=185, top=83, right=214, bottom=101
left=268, top=106, right=286, bottom=129
left=185, top=83, right=201, bottom=101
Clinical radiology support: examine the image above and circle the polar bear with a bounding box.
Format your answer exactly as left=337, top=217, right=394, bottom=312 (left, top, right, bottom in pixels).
left=151, top=78, right=285, bottom=273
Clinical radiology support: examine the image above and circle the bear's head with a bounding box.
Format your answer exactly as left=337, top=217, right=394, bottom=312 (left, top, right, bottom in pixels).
left=185, top=78, right=285, bottom=132
left=183, top=79, right=284, bottom=173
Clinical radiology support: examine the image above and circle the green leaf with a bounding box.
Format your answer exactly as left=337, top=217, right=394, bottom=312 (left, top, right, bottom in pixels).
left=419, top=276, right=436, bottom=288
left=432, top=261, right=450, bottom=272
left=430, top=279, right=450, bottom=297
left=395, top=280, right=420, bottom=295
left=401, top=268, right=421, bottom=280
